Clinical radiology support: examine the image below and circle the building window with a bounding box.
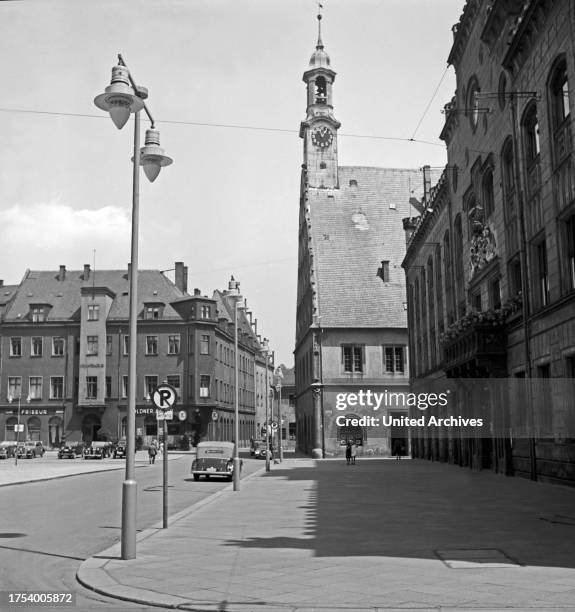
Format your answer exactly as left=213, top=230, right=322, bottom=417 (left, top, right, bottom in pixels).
left=145, top=375, right=158, bottom=399
left=377, top=260, right=390, bottom=283
left=523, top=104, right=540, bottom=165
left=105, top=376, right=112, bottom=399
left=508, top=257, right=522, bottom=297
left=200, top=334, right=210, bottom=355
left=123, top=335, right=130, bottom=355
left=471, top=291, right=482, bottom=312
left=122, top=375, right=128, bottom=399
left=10, top=337, right=22, bottom=357
left=166, top=375, right=180, bottom=398
left=342, top=345, right=363, bottom=373
left=564, top=215, right=575, bottom=292
left=146, top=336, right=158, bottom=355
left=168, top=334, right=181, bottom=355
left=489, top=278, right=501, bottom=310
left=535, top=240, right=550, bottom=308
left=200, top=305, right=211, bottom=319
left=467, top=77, right=480, bottom=131
left=52, top=337, right=65, bottom=356
left=145, top=306, right=161, bottom=320
left=550, top=58, right=570, bottom=128
left=31, top=306, right=45, bottom=322
left=86, top=335, right=98, bottom=356
left=482, top=169, right=495, bottom=218
left=29, top=377, right=43, bottom=400
left=8, top=377, right=22, bottom=400
left=384, top=346, right=405, bottom=373
left=86, top=376, right=98, bottom=399
left=200, top=375, right=210, bottom=398
left=50, top=377, right=64, bottom=400
left=106, top=335, right=112, bottom=355
left=31, top=337, right=43, bottom=357
left=87, top=304, right=100, bottom=321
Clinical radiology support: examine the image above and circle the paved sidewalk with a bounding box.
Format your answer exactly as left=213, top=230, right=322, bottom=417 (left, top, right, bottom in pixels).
left=0, top=451, right=184, bottom=487
left=77, top=459, right=575, bottom=611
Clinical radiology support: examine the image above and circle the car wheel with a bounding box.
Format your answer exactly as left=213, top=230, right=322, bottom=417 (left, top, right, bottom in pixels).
left=193, top=474, right=200, bottom=481
left=204, top=475, right=210, bottom=480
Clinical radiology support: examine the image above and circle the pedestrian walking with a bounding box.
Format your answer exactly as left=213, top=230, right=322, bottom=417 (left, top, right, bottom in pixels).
left=148, top=444, right=157, bottom=464
left=345, top=441, right=352, bottom=465
left=350, top=442, right=357, bottom=464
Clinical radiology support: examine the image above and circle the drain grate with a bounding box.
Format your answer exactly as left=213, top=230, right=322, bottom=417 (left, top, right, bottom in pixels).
left=435, top=548, right=521, bottom=569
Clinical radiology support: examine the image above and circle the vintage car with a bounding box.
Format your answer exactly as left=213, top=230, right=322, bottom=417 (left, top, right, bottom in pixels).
left=58, top=444, right=82, bottom=459
left=250, top=438, right=272, bottom=460
left=191, top=441, right=242, bottom=481
left=83, top=441, right=112, bottom=459
left=113, top=439, right=127, bottom=459
left=16, top=441, right=45, bottom=458
left=0, top=441, right=17, bottom=459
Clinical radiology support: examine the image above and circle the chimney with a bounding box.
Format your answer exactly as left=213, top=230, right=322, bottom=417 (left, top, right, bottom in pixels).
left=194, top=288, right=201, bottom=296
left=58, top=265, right=66, bottom=281
left=83, top=264, right=90, bottom=280
left=175, top=261, right=188, bottom=293
left=422, top=165, right=432, bottom=203
left=247, top=310, right=253, bottom=324
left=253, top=318, right=258, bottom=335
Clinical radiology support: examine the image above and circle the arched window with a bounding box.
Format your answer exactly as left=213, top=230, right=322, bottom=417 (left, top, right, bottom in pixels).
left=501, top=137, right=515, bottom=200
left=454, top=214, right=465, bottom=316
left=467, top=76, right=481, bottom=131
left=549, top=56, right=570, bottom=129
left=482, top=168, right=495, bottom=219
left=27, top=417, right=41, bottom=441
left=435, top=247, right=444, bottom=330
left=443, top=230, right=454, bottom=323
left=315, top=77, right=327, bottom=104
left=522, top=102, right=540, bottom=166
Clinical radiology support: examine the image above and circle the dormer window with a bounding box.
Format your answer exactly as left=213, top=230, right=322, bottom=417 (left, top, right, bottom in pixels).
left=144, top=303, right=165, bottom=320
left=30, top=304, right=49, bottom=322
left=200, top=305, right=211, bottom=319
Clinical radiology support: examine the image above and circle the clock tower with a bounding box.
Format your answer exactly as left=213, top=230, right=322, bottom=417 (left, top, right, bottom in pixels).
left=299, top=12, right=340, bottom=189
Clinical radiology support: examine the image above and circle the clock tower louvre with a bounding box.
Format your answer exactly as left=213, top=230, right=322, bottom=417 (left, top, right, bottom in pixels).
left=299, top=12, right=340, bottom=189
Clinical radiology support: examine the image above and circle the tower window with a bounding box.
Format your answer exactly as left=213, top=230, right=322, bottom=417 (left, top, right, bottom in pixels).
left=315, top=77, right=327, bottom=104
left=320, top=161, right=326, bottom=169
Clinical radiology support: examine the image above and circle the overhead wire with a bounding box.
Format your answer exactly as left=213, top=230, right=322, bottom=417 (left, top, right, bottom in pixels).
left=0, top=106, right=445, bottom=147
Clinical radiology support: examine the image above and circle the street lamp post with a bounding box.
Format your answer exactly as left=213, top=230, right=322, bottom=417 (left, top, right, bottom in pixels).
left=8, top=394, right=23, bottom=466
left=275, top=366, right=283, bottom=463
left=94, top=55, right=172, bottom=560
left=228, top=276, right=244, bottom=491
left=261, top=339, right=271, bottom=472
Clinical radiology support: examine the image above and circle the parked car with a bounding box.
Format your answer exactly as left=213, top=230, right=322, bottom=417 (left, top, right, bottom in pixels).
left=58, top=445, right=80, bottom=459
left=83, top=441, right=112, bottom=459
left=113, top=439, right=127, bottom=459
left=0, top=441, right=17, bottom=459
left=16, top=441, right=45, bottom=459
left=191, top=441, right=242, bottom=481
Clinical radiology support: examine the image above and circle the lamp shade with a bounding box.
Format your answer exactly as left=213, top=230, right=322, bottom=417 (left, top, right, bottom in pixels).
left=139, top=128, right=173, bottom=182
left=94, top=65, right=144, bottom=129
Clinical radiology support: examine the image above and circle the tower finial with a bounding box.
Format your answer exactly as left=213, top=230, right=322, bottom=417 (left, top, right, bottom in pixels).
left=316, top=3, right=324, bottom=49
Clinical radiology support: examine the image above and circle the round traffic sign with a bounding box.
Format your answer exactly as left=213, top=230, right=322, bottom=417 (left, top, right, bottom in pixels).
left=211, top=410, right=219, bottom=421
left=271, top=421, right=278, bottom=430
left=151, top=384, right=177, bottom=410
left=178, top=410, right=187, bottom=422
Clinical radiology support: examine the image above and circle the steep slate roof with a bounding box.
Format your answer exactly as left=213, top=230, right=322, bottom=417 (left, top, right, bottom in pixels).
left=0, top=285, right=19, bottom=307
left=308, top=166, right=440, bottom=328
left=212, top=290, right=260, bottom=346
left=4, top=269, right=187, bottom=322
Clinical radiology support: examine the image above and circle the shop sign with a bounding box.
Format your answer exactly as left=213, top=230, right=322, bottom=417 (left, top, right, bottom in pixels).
left=136, top=407, right=156, bottom=416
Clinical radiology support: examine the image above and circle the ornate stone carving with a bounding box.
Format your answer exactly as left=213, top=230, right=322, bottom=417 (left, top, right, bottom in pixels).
left=469, top=221, right=497, bottom=279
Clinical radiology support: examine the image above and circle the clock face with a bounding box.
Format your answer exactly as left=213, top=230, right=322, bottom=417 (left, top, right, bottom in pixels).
left=311, top=127, right=333, bottom=149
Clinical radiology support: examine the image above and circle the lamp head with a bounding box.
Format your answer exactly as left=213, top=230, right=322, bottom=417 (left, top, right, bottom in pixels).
left=94, top=65, right=144, bottom=129
left=139, top=128, right=173, bottom=182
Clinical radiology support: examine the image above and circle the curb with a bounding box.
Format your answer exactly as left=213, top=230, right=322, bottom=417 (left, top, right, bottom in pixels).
left=0, top=454, right=185, bottom=488
left=76, top=464, right=267, bottom=608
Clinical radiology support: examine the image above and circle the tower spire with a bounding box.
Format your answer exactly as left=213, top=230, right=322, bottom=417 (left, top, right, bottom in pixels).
left=316, top=4, right=324, bottom=50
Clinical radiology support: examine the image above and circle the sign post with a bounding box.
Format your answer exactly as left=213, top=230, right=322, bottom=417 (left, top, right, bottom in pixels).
left=151, top=383, right=177, bottom=529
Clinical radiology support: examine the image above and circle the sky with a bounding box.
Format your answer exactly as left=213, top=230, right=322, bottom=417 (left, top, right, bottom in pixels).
left=0, top=0, right=465, bottom=366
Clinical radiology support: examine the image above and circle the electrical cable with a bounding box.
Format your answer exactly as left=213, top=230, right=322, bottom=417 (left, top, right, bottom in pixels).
left=410, top=64, right=451, bottom=141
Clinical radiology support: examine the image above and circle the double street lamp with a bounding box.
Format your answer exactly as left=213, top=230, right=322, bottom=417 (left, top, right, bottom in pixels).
left=228, top=275, right=244, bottom=491
left=94, top=55, right=172, bottom=560
left=260, top=338, right=271, bottom=472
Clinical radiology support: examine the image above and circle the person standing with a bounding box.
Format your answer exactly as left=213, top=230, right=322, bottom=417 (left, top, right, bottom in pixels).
left=350, top=442, right=357, bottom=464
left=393, top=439, right=403, bottom=460
left=345, top=441, right=352, bottom=465
left=148, top=444, right=157, bottom=464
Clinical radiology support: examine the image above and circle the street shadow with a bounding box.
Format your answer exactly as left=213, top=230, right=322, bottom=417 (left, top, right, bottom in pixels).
left=224, top=459, right=575, bottom=568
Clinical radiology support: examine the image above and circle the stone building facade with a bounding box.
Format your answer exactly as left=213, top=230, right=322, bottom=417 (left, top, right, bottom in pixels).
left=403, top=0, right=575, bottom=485
left=0, top=264, right=273, bottom=449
